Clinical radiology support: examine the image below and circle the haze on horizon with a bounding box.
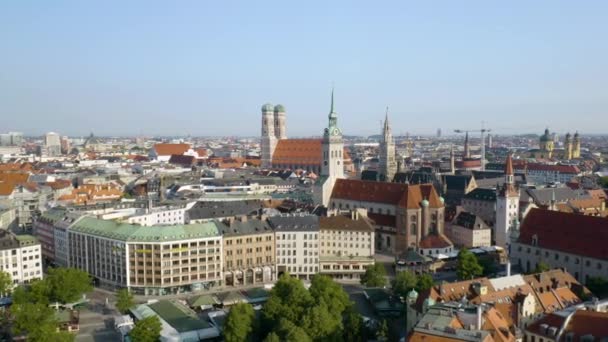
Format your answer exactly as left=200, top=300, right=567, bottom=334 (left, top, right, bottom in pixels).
left=1, top=1, right=607, bottom=137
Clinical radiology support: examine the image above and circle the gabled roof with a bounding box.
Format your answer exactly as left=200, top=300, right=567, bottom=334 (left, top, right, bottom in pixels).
left=419, top=234, right=453, bottom=249
left=518, top=209, right=608, bottom=260
left=319, top=214, right=374, bottom=232
left=153, top=143, right=191, bottom=156
left=463, top=188, right=496, bottom=202
left=272, top=139, right=322, bottom=166
left=330, top=179, right=444, bottom=209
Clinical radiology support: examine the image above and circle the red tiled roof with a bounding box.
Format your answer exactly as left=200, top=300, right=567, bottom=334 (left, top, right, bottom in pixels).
left=526, top=313, right=566, bottom=336
left=367, top=213, right=396, bottom=227
left=563, top=310, right=608, bottom=339
left=418, top=234, right=453, bottom=249
left=515, top=163, right=580, bottom=174
left=272, top=139, right=322, bottom=166
left=331, top=179, right=443, bottom=209
left=518, top=208, right=608, bottom=260
left=153, top=143, right=191, bottom=156
left=271, top=139, right=351, bottom=167
left=0, top=172, right=30, bottom=196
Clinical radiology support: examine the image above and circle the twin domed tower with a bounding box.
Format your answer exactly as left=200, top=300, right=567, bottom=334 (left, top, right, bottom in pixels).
left=260, top=104, right=287, bottom=168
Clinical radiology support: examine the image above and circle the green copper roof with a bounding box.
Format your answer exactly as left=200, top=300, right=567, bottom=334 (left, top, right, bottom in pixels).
left=274, top=104, right=285, bottom=112
left=70, top=216, right=220, bottom=242
left=261, top=103, right=274, bottom=112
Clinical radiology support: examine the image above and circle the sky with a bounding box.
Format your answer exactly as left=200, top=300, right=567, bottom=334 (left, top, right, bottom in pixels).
left=1, top=1, right=608, bottom=137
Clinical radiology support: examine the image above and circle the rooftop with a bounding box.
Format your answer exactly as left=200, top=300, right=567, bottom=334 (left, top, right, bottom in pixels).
left=148, top=300, right=210, bottom=332
left=70, top=216, right=220, bottom=242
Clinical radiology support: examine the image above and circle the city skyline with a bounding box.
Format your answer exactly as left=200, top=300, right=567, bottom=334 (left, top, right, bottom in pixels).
left=2, top=1, right=608, bottom=136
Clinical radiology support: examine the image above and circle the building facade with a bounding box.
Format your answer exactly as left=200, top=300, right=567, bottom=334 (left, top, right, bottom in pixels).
left=319, top=210, right=375, bottom=280
left=269, top=214, right=319, bottom=280
left=510, top=208, right=608, bottom=284
left=0, top=231, right=42, bottom=288
left=68, top=217, right=223, bottom=295
left=219, top=217, right=275, bottom=286
left=330, top=179, right=449, bottom=256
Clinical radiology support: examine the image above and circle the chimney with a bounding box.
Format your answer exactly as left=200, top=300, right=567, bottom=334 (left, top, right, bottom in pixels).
left=351, top=210, right=358, bottom=220
left=240, top=215, right=247, bottom=222
left=507, top=261, right=511, bottom=277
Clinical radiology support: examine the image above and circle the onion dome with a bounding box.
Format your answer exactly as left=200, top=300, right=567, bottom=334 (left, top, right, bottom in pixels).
left=261, top=103, right=274, bottom=112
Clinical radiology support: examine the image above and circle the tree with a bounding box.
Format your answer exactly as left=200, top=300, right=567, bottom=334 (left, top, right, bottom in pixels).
left=376, top=319, right=389, bottom=341
left=262, top=273, right=313, bottom=327
left=0, top=271, right=12, bottom=297
left=309, top=275, right=350, bottom=316
left=392, top=271, right=418, bottom=298
left=587, top=277, right=608, bottom=299
left=599, top=176, right=608, bottom=188
left=532, top=261, right=551, bottom=274
left=343, top=305, right=363, bottom=342
left=12, top=279, right=50, bottom=305
left=275, top=318, right=312, bottom=342
left=415, top=273, right=435, bottom=292
left=46, top=267, right=92, bottom=303
left=116, top=289, right=135, bottom=314
left=224, top=302, right=255, bottom=342
left=456, top=249, right=483, bottom=280
left=360, top=263, right=387, bottom=287
left=11, top=302, right=74, bottom=341
left=263, top=332, right=281, bottom=342
left=130, top=315, right=162, bottom=342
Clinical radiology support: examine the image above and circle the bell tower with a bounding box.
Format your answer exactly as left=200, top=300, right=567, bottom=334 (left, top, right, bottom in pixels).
left=261, top=103, right=277, bottom=168
left=321, top=88, right=344, bottom=179
left=379, top=107, right=397, bottom=182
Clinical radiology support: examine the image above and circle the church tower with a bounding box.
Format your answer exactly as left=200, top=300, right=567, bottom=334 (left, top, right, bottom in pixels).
left=495, top=153, right=519, bottom=248
left=564, top=132, right=572, bottom=160
left=273, top=104, right=287, bottom=140
left=318, top=89, right=344, bottom=206
left=379, top=108, right=397, bottom=182
left=573, top=132, right=581, bottom=158
left=322, top=88, right=344, bottom=180
left=261, top=103, right=278, bottom=168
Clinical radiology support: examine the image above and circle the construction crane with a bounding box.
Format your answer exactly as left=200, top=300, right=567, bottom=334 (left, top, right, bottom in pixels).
left=454, top=122, right=492, bottom=170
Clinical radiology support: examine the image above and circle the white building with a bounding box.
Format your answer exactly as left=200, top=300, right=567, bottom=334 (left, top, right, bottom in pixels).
left=126, top=202, right=196, bottom=226
left=269, top=214, right=319, bottom=280
left=495, top=154, right=519, bottom=248
left=0, top=231, right=43, bottom=288
left=45, top=132, right=62, bottom=157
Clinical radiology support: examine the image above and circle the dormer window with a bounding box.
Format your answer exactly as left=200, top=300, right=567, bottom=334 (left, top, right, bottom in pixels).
left=532, top=234, right=538, bottom=246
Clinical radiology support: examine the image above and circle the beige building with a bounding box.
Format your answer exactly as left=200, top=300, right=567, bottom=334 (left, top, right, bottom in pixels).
left=269, top=214, right=319, bottom=280
left=68, top=216, right=223, bottom=296
left=219, top=216, right=275, bottom=287
left=445, top=211, right=492, bottom=248
left=319, top=210, right=375, bottom=280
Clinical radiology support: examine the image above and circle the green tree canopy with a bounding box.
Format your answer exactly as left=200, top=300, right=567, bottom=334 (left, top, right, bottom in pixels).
left=392, top=271, right=418, bottom=298
left=532, top=261, right=551, bottom=274
left=376, top=319, right=389, bottom=341
left=275, top=318, right=312, bottom=342
left=0, top=271, right=12, bottom=297
left=587, top=277, right=608, bottom=299
left=116, top=289, right=135, bottom=314
left=224, top=302, right=255, bottom=342
left=130, top=315, right=162, bottom=342
left=360, top=263, right=387, bottom=287
left=12, top=279, right=51, bottom=305
left=11, top=302, right=74, bottom=341
left=262, top=273, right=313, bottom=326
left=342, top=305, right=364, bottom=342
left=415, top=273, right=435, bottom=292
left=309, top=274, right=350, bottom=316
left=46, top=268, right=92, bottom=303
left=457, top=249, right=483, bottom=280
left=262, top=332, right=281, bottom=342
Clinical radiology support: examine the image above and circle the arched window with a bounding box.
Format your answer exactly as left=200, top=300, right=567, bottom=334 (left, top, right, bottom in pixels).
left=410, top=223, right=417, bottom=235
left=532, top=234, right=538, bottom=246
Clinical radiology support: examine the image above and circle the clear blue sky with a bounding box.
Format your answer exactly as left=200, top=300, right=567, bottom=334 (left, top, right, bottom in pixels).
left=1, top=1, right=607, bottom=137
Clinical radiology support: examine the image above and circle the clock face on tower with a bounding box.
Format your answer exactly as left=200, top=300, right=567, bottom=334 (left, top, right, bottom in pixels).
left=332, top=128, right=341, bottom=136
